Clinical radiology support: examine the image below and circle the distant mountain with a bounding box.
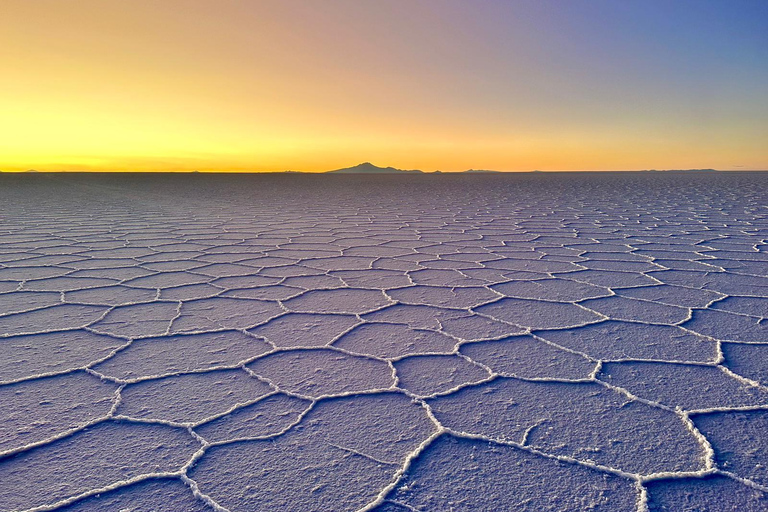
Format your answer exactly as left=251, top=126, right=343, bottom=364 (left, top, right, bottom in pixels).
left=326, top=162, right=423, bottom=174
left=462, top=169, right=501, bottom=174
left=644, top=168, right=718, bottom=172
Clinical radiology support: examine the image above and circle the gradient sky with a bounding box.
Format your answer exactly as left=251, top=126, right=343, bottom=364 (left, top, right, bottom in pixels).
left=2, top=0, right=767, bottom=172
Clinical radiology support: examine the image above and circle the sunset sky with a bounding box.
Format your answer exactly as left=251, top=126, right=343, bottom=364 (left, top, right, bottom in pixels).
left=2, top=0, right=767, bottom=172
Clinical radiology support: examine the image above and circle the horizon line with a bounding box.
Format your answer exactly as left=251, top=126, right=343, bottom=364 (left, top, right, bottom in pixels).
left=3, top=169, right=767, bottom=174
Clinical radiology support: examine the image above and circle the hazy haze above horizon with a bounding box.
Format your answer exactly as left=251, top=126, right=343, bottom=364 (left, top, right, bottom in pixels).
left=2, top=0, right=767, bottom=172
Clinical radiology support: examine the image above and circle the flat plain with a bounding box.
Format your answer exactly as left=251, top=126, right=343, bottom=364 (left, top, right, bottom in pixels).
left=0, top=171, right=767, bottom=511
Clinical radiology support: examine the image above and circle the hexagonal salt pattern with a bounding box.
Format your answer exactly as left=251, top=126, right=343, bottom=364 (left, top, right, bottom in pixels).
left=1, top=171, right=767, bottom=511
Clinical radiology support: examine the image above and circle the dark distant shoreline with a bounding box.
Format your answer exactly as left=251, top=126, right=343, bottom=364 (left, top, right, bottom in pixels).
left=5, top=164, right=767, bottom=175
left=5, top=170, right=768, bottom=176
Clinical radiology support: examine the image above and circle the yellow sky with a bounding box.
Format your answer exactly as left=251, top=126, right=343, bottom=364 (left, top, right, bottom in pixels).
left=2, top=1, right=767, bottom=172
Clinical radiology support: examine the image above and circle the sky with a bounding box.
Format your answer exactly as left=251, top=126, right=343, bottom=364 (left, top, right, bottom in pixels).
left=1, top=0, right=767, bottom=172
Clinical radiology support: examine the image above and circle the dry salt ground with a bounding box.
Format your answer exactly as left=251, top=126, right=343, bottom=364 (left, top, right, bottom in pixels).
left=0, top=171, right=767, bottom=511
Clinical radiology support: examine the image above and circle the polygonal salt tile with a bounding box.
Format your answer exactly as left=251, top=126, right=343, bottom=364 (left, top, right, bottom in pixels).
left=0, top=282, right=20, bottom=293
left=334, top=323, right=457, bottom=359
left=345, top=246, right=414, bottom=258
left=190, top=393, right=434, bottom=511
left=705, top=249, right=768, bottom=262
left=536, top=321, right=717, bottom=362
left=634, top=249, right=707, bottom=261
left=189, top=264, right=261, bottom=279
left=248, top=313, right=359, bottom=348
left=159, top=283, right=222, bottom=300
left=394, top=354, right=490, bottom=396
left=237, top=256, right=298, bottom=268
left=145, top=243, right=211, bottom=252
left=373, top=257, right=424, bottom=271
left=579, top=259, right=663, bottom=272
left=22, top=276, right=118, bottom=292
left=296, top=393, right=436, bottom=462
left=281, top=274, right=347, bottom=290
left=501, top=269, right=553, bottom=281
left=640, top=270, right=710, bottom=288
left=70, top=266, right=154, bottom=281
left=0, top=330, right=126, bottom=383
left=171, top=298, right=283, bottom=333
left=0, top=252, right=35, bottom=263
left=363, top=304, right=446, bottom=329
left=580, top=296, right=690, bottom=324
left=118, top=369, right=272, bottom=424
left=429, top=378, right=706, bottom=475
left=710, top=296, right=768, bottom=317
left=331, top=269, right=412, bottom=289
left=124, top=271, right=210, bottom=289
left=0, top=420, right=199, bottom=511
left=485, top=258, right=584, bottom=273
left=195, top=393, right=311, bottom=443
left=598, top=362, right=768, bottom=410
left=154, top=244, right=213, bottom=254
left=0, top=371, right=117, bottom=454
left=283, top=289, right=392, bottom=314
left=247, top=348, right=393, bottom=397
left=645, top=474, right=768, bottom=512
left=91, top=302, right=179, bottom=338
left=55, top=477, right=211, bottom=512
left=685, top=308, right=767, bottom=343
left=462, top=267, right=535, bottom=284
left=62, top=258, right=138, bottom=270
left=693, top=410, right=768, bottom=487
left=0, top=291, right=61, bottom=315
left=65, top=285, right=157, bottom=306
left=475, top=298, right=603, bottom=329
left=302, top=256, right=376, bottom=271
left=442, top=252, right=504, bottom=263
left=211, top=275, right=281, bottom=289
left=290, top=235, right=338, bottom=244
left=461, top=336, right=596, bottom=380
left=722, top=343, right=768, bottom=385
left=0, top=304, right=109, bottom=337
left=388, top=435, right=638, bottom=511
left=617, top=284, right=723, bottom=308
left=80, top=247, right=156, bottom=258
left=437, top=312, right=525, bottom=340
left=387, top=285, right=500, bottom=309
left=0, top=266, right=70, bottom=281
left=270, top=247, right=342, bottom=258
left=139, top=251, right=205, bottom=262
left=713, top=259, right=768, bottom=277
left=653, top=271, right=768, bottom=297
left=418, top=259, right=485, bottom=270
left=407, top=269, right=488, bottom=287
left=659, top=260, right=723, bottom=272
left=141, top=260, right=205, bottom=271
left=221, top=285, right=303, bottom=301
left=93, top=331, right=271, bottom=380
left=492, top=278, right=611, bottom=302
left=555, top=269, right=659, bottom=288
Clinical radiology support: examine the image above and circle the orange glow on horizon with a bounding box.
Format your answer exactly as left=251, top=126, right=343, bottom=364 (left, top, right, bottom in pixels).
left=2, top=1, right=767, bottom=173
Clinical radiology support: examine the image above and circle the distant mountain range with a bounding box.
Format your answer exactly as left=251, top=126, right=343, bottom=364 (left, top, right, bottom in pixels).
left=326, top=162, right=424, bottom=174
left=643, top=168, right=718, bottom=172
left=325, top=162, right=502, bottom=174
left=3, top=166, right=729, bottom=174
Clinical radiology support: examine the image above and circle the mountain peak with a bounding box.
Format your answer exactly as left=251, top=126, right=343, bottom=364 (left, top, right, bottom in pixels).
left=326, top=162, right=423, bottom=174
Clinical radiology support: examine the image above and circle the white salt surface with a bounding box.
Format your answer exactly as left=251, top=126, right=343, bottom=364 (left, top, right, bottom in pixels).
left=0, top=171, right=767, bottom=511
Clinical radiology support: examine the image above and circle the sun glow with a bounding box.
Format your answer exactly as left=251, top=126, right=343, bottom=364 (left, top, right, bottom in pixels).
left=2, top=1, right=766, bottom=172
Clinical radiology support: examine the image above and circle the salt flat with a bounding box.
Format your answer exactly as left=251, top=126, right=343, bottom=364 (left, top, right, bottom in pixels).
left=0, top=171, right=767, bottom=511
